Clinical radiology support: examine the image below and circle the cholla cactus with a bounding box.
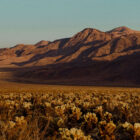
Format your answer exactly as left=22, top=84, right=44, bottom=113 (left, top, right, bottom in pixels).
left=83, top=102, right=91, bottom=109
left=95, top=106, right=103, bottom=117
left=75, top=99, right=83, bottom=106
left=57, top=116, right=68, bottom=127
left=104, top=112, right=112, bottom=122
left=8, top=121, right=16, bottom=129
left=119, top=102, right=129, bottom=112
left=15, top=116, right=27, bottom=126
left=59, top=128, right=92, bottom=140
left=0, top=88, right=140, bottom=139
left=5, top=100, right=15, bottom=110
left=55, top=105, right=66, bottom=116
left=134, top=123, right=140, bottom=140
left=105, top=121, right=116, bottom=136
left=57, top=118, right=65, bottom=128
left=23, top=102, right=32, bottom=109
left=71, top=107, right=82, bottom=120
left=99, top=121, right=116, bottom=140
left=99, top=120, right=107, bottom=136
left=93, top=97, right=100, bottom=104
left=84, top=112, right=98, bottom=129
left=44, top=102, right=51, bottom=108
left=102, top=99, right=108, bottom=105
left=122, top=122, right=133, bottom=131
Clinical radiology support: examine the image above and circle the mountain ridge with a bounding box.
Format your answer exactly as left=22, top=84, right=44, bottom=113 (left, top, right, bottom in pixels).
left=0, top=26, right=140, bottom=85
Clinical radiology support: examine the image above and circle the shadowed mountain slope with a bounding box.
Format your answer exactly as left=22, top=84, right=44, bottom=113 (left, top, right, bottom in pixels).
left=0, top=26, right=140, bottom=85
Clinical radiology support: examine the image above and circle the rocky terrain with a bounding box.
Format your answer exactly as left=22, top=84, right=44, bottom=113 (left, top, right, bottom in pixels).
left=0, top=26, right=140, bottom=86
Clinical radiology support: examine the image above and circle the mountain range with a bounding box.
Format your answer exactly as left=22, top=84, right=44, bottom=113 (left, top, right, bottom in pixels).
left=1, top=26, right=140, bottom=86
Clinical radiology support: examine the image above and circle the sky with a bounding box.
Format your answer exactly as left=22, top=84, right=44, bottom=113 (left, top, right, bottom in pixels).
left=0, top=0, right=140, bottom=48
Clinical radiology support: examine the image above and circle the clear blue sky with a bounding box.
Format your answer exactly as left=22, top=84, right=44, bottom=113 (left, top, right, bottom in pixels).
left=0, top=0, right=140, bottom=48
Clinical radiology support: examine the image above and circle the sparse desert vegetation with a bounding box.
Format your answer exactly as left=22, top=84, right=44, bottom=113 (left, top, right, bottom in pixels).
left=0, top=83, right=140, bottom=140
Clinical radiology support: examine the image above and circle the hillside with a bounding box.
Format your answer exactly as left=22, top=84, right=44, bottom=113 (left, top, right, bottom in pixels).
left=0, top=26, right=140, bottom=85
